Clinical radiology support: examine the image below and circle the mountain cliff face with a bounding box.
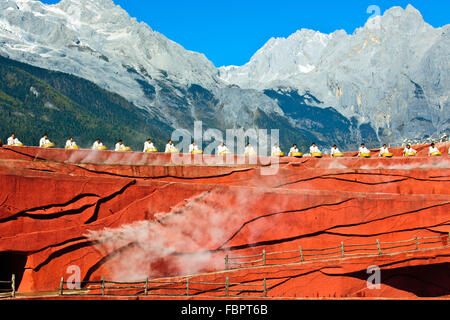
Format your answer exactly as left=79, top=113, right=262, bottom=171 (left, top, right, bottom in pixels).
left=0, top=0, right=448, bottom=151
left=0, top=55, right=173, bottom=150
left=219, top=5, right=450, bottom=144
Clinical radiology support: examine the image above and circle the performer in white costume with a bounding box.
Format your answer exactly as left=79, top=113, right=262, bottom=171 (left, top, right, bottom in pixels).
left=189, top=142, right=199, bottom=153
left=217, top=142, right=230, bottom=155
left=428, top=143, right=441, bottom=156
left=115, top=140, right=127, bottom=152
left=272, top=143, right=282, bottom=156
left=379, top=144, right=390, bottom=157
left=39, top=134, right=54, bottom=148
left=143, top=139, right=156, bottom=152
left=92, top=139, right=104, bottom=150
left=330, top=145, right=343, bottom=157
left=403, top=145, right=417, bottom=156
left=310, top=143, right=320, bottom=154
left=245, top=143, right=256, bottom=155
left=65, top=137, right=78, bottom=149
left=288, top=144, right=299, bottom=156
left=165, top=140, right=177, bottom=153
left=7, top=133, right=22, bottom=146
left=358, top=144, right=371, bottom=157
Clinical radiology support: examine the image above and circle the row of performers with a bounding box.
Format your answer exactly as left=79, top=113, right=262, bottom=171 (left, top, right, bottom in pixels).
left=5, top=134, right=225, bottom=153
left=5, top=133, right=448, bottom=157
left=300, top=142, right=446, bottom=158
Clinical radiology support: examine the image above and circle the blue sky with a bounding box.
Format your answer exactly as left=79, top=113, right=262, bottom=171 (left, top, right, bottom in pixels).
left=41, top=0, right=449, bottom=67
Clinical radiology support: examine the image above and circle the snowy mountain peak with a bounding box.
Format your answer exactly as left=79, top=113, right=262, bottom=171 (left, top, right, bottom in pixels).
left=57, top=0, right=116, bottom=8
left=386, top=4, right=422, bottom=18
left=360, top=5, right=430, bottom=35
left=54, top=0, right=130, bottom=23
left=0, top=0, right=219, bottom=96
left=219, top=4, right=441, bottom=87
left=218, top=28, right=333, bottom=86
left=218, top=5, right=449, bottom=143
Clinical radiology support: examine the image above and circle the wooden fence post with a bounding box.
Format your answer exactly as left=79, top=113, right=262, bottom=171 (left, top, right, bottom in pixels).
left=101, top=277, right=105, bottom=296
left=59, top=277, right=64, bottom=296
left=262, top=249, right=266, bottom=266
left=415, top=236, right=419, bottom=250
left=377, top=240, right=382, bottom=255
left=299, top=245, right=304, bottom=262
left=144, top=277, right=148, bottom=296
left=341, top=242, right=345, bottom=258
left=186, top=278, right=190, bottom=296
left=262, top=279, right=267, bottom=297
left=11, top=274, right=15, bottom=299
left=225, top=254, right=229, bottom=270
left=225, top=277, right=229, bottom=297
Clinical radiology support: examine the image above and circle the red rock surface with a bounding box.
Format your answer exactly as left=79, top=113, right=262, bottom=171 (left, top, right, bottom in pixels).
left=0, top=143, right=449, bottom=299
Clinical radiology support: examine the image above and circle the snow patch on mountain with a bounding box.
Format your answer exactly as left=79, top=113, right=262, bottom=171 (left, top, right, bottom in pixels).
left=218, top=5, right=449, bottom=142
left=0, top=0, right=221, bottom=116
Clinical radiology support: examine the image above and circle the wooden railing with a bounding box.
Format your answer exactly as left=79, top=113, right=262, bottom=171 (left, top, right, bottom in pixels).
left=224, top=233, right=450, bottom=270
left=58, top=276, right=267, bottom=298
left=4, top=234, right=447, bottom=299
left=0, top=274, right=15, bottom=299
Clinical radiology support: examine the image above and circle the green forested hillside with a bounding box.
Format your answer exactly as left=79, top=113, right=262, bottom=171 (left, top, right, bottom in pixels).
left=0, top=55, right=173, bottom=151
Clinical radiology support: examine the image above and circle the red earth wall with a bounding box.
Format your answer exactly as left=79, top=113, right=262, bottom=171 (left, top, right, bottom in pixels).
left=0, top=144, right=449, bottom=298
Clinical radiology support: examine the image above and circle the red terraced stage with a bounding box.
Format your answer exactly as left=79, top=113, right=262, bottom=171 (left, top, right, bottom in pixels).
left=0, top=143, right=449, bottom=299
